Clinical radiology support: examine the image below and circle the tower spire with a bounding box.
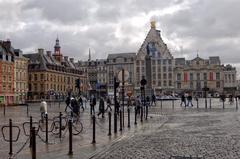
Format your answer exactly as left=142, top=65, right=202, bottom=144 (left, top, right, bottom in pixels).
left=88, top=48, right=91, bottom=61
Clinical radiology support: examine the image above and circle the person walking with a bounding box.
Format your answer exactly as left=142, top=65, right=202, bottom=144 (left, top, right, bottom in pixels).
left=105, top=97, right=112, bottom=112
left=97, top=97, right=105, bottom=118
left=146, top=96, right=150, bottom=107
left=180, top=94, right=186, bottom=107
left=71, top=97, right=80, bottom=116
left=40, top=99, right=47, bottom=123
left=151, top=94, right=156, bottom=106
left=187, top=94, right=193, bottom=107
left=65, top=96, right=71, bottom=112
left=78, top=96, right=84, bottom=111
left=90, top=95, right=96, bottom=115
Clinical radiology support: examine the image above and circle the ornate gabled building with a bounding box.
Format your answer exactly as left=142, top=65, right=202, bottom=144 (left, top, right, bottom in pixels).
left=0, top=40, right=15, bottom=104
left=134, top=21, right=174, bottom=96
left=24, top=38, right=87, bottom=100
left=174, top=55, right=223, bottom=97
left=223, top=64, right=237, bottom=94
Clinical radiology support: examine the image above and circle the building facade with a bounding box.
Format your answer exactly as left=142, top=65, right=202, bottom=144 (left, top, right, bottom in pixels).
left=14, top=49, right=28, bottom=104
left=174, top=55, right=223, bottom=97
left=0, top=40, right=15, bottom=104
left=223, top=64, right=237, bottom=95
left=134, top=21, right=174, bottom=96
left=107, top=53, right=135, bottom=95
left=24, top=39, right=87, bottom=100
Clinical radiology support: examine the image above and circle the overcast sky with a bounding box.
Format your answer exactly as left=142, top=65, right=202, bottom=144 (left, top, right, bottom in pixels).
left=1, top=0, right=240, bottom=76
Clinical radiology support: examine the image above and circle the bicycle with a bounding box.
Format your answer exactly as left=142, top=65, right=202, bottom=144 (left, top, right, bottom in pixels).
left=51, top=111, right=83, bottom=135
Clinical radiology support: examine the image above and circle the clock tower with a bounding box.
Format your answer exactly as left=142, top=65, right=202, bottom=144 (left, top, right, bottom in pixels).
left=52, top=37, right=63, bottom=63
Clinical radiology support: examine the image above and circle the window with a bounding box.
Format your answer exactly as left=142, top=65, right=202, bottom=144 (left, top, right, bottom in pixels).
left=196, top=82, right=201, bottom=89
left=158, top=73, right=161, bottom=79
left=163, top=73, right=167, bottom=79
left=152, top=66, right=156, bottom=73
left=190, top=73, right=193, bottom=80
left=177, top=73, right=181, bottom=81
left=152, top=60, right=156, bottom=65
left=216, top=81, right=221, bottom=88
left=158, top=60, right=161, bottom=65
left=152, top=73, right=156, bottom=79
left=158, top=66, right=161, bottom=72
left=163, top=66, right=166, bottom=72
left=158, top=81, right=161, bottom=86
left=204, top=81, right=207, bottom=87
left=216, top=72, right=220, bottom=80
left=168, top=73, right=172, bottom=79
left=41, top=74, right=44, bottom=81
left=163, top=80, right=167, bottom=86
left=203, top=73, right=207, bottom=80
left=168, top=59, right=172, bottom=65
left=177, top=82, right=181, bottom=89
left=163, top=59, right=166, bottom=65
left=34, top=74, right=37, bottom=81
left=190, top=82, right=193, bottom=89
left=197, top=73, right=200, bottom=80
left=34, top=84, right=37, bottom=91
left=168, top=66, right=172, bottom=71
left=169, top=80, right=172, bottom=86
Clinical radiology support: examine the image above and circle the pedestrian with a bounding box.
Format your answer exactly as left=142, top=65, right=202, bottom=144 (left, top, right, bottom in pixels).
left=71, top=97, right=80, bottom=116
left=151, top=94, right=156, bottom=106
left=187, top=94, right=193, bottom=107
left=229, top=95, right=233, bottom=105
left=180, top=94, right=186, bottom=107
left=90, top=95, right=96, bottom=115
left=136, top=96, right=141, bottom=114
left=146, top=96, right=150, bottom=107
left=78, top=96, right=84, bottom=111
left=105, top=97, right=112, bottom=112
left=65, top=96, right=71, bottom=112
left=97, top=97, right=105, bottom=118
left=40, top=99, right=47, bottom=123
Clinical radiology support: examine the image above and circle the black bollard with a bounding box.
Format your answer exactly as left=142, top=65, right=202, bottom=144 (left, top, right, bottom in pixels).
left=197, top=99, right=199, bottom=109
left=31, top=127, right=36, bottom=159
left=59, top=112, right=62, bottom=139
left=140, top=106, right=143, bottom=122
left=45, top=114, right=48, bottom=143
left=92, top=115, right=96, bottom=144
left=68, top=120, right=73, bottom=155
left=236, top=98, right=238, bottom=110
left=108, top=111, right=112, bottom=136
left=30, top=116, right=33, bottom=148
left=134, top=106, right=137, bottom=125
left=145, top=105, right=148, bottom=120
left=128, top=107, right=130, bottom=128
left=172, top=99, right=174, bottom=109
left=27, top=104, right=29, bottom=116
left=205, top=98, right=207, bottom=109
left=4, top=104, right=6, bottom=116
left=119, top=110, right=122, bottom=131
left=209, top=98, right=212, bottom=109
left=9, top=119, right=13, bottom=156
left=114, top=112, right=117, bottom=133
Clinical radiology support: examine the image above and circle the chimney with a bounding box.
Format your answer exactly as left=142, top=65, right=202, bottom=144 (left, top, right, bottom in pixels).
left=64, top=56, right=68, bottom=61
left=38, top=48, right=44, bottom=54
left=46, top=51, right=51, bottom=56
left=70, top=58, right=74, bottom=63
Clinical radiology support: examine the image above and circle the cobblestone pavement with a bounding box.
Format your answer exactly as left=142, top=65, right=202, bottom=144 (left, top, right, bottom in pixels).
left=92, top=99, right=240, bottom=159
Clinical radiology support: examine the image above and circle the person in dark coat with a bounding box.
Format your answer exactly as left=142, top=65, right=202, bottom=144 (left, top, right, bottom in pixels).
left=78, top=96, right=84, bottom=111
left=180, top=94, right=186, bottom=107
left=187, top=94, right=193, bottom=107
left=97, top=97, right=105, bottom=118
left=90, top=95, right=96, bottom=115
left=151, top=94, right=156, bottom=106
left=65, top=96, right=71, bottom=112
left=105, top=97, right=112, bottom=112
left=71, top=97, right=80, bottom=116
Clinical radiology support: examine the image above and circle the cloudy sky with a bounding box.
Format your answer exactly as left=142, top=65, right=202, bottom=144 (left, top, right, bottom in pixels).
left=1, top=0, right=240, bottom=74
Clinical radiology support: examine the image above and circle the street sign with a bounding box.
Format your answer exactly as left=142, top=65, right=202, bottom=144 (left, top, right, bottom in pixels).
left=118, top=70, right=129, bottom=82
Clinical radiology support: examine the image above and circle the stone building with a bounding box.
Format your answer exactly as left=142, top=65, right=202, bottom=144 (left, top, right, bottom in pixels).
left=96, top=59, right=108, bottom=97
left=14, top=49, right=28, bottom=104
left=24, top=38, right=87, bottom=100
left=0, top=40, right=15, bottom=104
left=107, top=53, right=135, bottom=95
left=223, top=64, right=237, bottom=95
left=174, top=55, right=223, bottom=97
left=134, top=21, right=174, bottom=96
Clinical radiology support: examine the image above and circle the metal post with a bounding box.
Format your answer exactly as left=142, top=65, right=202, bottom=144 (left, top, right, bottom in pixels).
left=209, top=97, right=212, bottom=109
left=9, top=119, right=13, bottom=156
left=236, top=97, right=238, bottom=110
left=197, top=99, right=199, bottom=109
left=205, top=91, right=207, bottom=109
left=31, top=127, right=36, bottom=159
left=27, top=104, right=29, bottom=116
left=128, top=107, right=130, bottom=128
left=140, top=106, right=143, bottom=122
left=4, top=104, right=6, bottom=116
left=68, top=120, right=73, bottom=155
left=30, top=116, right=33, bottom=148
left=45, top=114, right=48, bottom=143
left=119, top=110, right=122, bottom=131
left=134, top=106, right=137, bottom=125
left=92, top=115, right=96, bottom=144
left=114, top=112, right=117, bottom=133
left=122, top=69, right=125, bottom=127
left=108, top=111, right=112, bottom=136
left=59, top=112, right=62, bottom=139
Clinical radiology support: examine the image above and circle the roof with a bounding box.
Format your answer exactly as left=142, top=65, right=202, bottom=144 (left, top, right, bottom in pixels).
left=107, top=52, right=136, bottom=59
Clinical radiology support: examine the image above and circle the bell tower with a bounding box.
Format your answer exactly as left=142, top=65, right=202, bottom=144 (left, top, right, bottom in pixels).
left=52, top=37, right=63, bottom=63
